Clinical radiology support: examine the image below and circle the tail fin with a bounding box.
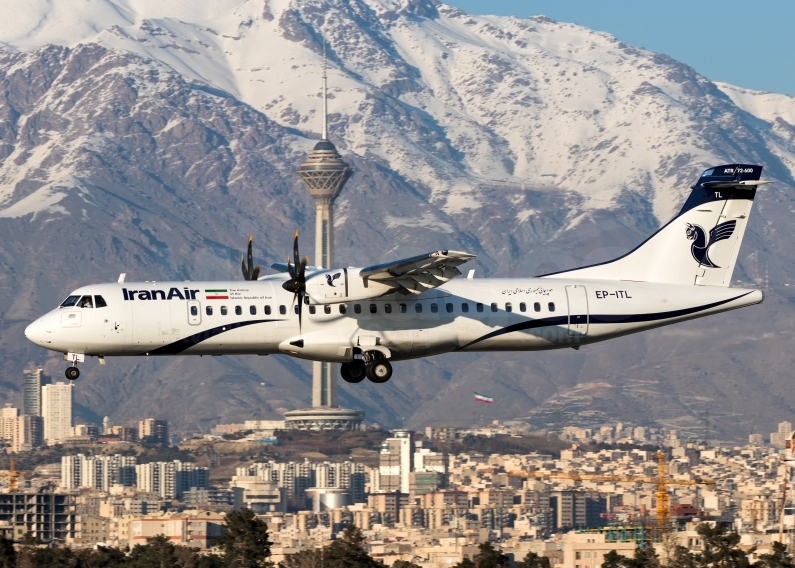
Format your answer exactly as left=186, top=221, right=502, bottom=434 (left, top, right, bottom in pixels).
left=545, top=164, right=765, bottom=286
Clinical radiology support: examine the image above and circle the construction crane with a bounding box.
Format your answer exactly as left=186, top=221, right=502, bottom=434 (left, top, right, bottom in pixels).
left=509, top=452, right=715, bottom=529
left=0, top=460, right=25, bottom=492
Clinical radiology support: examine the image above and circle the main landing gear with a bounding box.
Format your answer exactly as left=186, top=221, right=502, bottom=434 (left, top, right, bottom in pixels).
left=65, top=367, right=80, bottom=381
left=340, top=352, right=393, bottom=384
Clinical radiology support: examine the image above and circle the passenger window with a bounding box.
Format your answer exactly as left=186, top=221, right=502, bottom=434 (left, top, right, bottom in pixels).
left=462, top=303, right=469, bottom=313
left=476, top=303, right=484, bottom=313
left=490, top=302, right=498, bottom=312
left=415, top=303, right=422, bottom=313
left=206, top=306, right=213, bottom=316
left=309, top=306, right=316, bottom=315
left=190, top=306, right=198, bottom=316
left=431, top=303, right=438, bottom=313
left=384, top=304, right=392, bottom=314
left=221, top=306, right=228, bottom=316
left=60, top=295, right=81, bottom=308
left=94, top=296, right=108, bottom=308
left=264, top=306, right=271, bottom=315
left=548, top=302, right=555, bottom=312
left=446, top=303, right=454, bottom=313
left=534, top=302, right=541, bottom=312
left=505, top=302, right=512, bottom=313
left=519, top=302, right=526, bottom=312
left=339, top=304, right=347, bottom=314
left=399, top=303, right=407, bottom=313
left=79, top=296, right=94, bottom=309
left=250, top=306, right=256, bottom=315
left=370, top=304, right=377, bottom=314
left=235, top=306, right=242, bottom=316
left=354, top=304, right=362, bottom=314
left=324, top=305, right=331, bottom=314
left=279, top=305, right=286, bottom=315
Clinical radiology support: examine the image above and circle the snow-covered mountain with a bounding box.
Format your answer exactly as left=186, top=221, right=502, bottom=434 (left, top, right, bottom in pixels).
left=1, top=0, right=795, bottom=439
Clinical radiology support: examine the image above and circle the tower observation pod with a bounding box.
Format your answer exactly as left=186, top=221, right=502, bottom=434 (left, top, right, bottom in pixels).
left=285, top=41, right=364, bottom=431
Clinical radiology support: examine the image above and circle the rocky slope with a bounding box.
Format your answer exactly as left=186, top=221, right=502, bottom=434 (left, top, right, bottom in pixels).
left=0, top=0, right=794, bottom=440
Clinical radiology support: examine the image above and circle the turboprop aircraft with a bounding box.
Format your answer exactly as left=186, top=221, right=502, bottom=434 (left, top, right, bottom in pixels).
left=25, top=164, right=769, bottom=383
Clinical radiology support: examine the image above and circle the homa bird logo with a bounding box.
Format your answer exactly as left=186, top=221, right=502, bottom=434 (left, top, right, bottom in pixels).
left=325, top=273, right=341, bottom=287
left=685, top=220, right=737, bottom=268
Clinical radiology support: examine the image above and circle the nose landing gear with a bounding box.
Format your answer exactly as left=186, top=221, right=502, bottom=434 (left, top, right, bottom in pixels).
left=63, top=352, right=84, bottom=381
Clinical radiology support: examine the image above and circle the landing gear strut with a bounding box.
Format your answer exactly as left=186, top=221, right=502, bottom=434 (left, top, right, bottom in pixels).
left=340, top=360, right=366, bottom=383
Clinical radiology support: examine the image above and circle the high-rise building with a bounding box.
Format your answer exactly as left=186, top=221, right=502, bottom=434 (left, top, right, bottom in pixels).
left=103, top=416, right=110, bottom=434
left=284, top=41, right=364, bottom=432
left=378, top=430, right=415, bottom=494
left=61, top=454, right=137, bottom=490
left=0, top=404, right=18, bottom=442
left=11, top=415, right=43, bottom=453
left=22, top=367, right=43, bottom=416
left=135, top=460, right=209, bottom=499
left=41, top=382, right=73, bottom=444
left=138, top=418, right=168, bottom=445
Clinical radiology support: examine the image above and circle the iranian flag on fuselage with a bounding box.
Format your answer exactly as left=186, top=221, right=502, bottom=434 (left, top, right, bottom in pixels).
left=205, top=289, right=229, bottom=300
left=474, top=392, right=494, bottom=404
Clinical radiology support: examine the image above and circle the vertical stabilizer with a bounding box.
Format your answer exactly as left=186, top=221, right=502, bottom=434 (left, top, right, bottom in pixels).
left=544, top=164, right=765, bottom=286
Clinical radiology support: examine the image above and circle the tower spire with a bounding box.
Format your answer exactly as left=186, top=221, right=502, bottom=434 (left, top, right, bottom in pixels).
left=322, top=37, right=328, bottom=140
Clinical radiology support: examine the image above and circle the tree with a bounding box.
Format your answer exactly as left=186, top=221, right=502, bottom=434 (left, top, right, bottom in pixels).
left=217, top=508, right=274, bottom=568
left=603, top=550, right=626, bottom=568
left=322, top=526, right=380, bottom=568
left=0, top=535, right=15, bottom=568
left=623, top=547, right=660, bottom=568
left=452, top=559, right=476, bottom=568
left=128, top=534, right=179, bottom=568
left=697, top=524, right=753, bottom=568
left=516, top=551, right=551, bottom=568
left=392, top=561, right=422, bottom=568
left=667, top=546, right=698, bottom=568
left=473, top=542, right=510, bottom=568
left=75, top=545, right=129, bottom=568
left=756, top=542, right=794, bottom=568
left=280, top=549, right=321, bottom=568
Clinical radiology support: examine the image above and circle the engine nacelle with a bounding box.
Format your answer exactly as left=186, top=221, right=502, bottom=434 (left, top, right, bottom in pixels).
left=305, top=268, right=396, bottom=304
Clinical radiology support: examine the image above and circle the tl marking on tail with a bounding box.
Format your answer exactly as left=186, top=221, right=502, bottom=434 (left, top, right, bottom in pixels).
left=685, top=220, right=737, bottom=268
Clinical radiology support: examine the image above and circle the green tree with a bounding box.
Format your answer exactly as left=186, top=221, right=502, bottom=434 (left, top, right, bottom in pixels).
left=0, top=535, right=15, bottom=568
left=516, top=551, right=551, bottom=568
left=217, top=508, right=274, bottom=568
left=603, top=550, right=626, bottom=568
left=279, top=548, right=321, bottom=568
left=697, top=524, right=753, bottom=568
left=128, top=534, right=179, bottom=568
left=451, top=559, right=476, bottom=568
left=392, top=561, right=422, bottom=568
left=667, top=546, right=698, bottom=568
left=322, top=526, right=380, bottom=568
left=74, top=545, right=129, bottom=568
left=756, top=542, right=794, bottom=568
left=473, top=542, right=510, bottom=568
left=623, top=547, right=660, bottom=568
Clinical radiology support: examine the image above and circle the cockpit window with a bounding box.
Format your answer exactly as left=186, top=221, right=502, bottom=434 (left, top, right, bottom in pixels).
left=94, top=295, right=108, bottom=308
left=79, top=296, right=94, bottom=309
left=60, top=295, right=80, bottom=308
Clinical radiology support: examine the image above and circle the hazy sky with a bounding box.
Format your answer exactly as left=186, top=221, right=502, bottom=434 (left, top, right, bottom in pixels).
left=446, top=0, right=795, bottom=97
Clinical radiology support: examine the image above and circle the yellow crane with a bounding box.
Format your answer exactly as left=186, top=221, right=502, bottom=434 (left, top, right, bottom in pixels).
left=0, top=460, right=25, bottom=492
left=509, top=452, right=715, bottom=528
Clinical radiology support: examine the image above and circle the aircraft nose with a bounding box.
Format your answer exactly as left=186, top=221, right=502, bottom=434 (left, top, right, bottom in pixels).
left=24, top=318, right=46, bottom=345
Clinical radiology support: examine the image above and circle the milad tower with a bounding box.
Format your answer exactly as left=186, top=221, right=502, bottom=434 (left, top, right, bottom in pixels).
left=284, top=44, right=365, bottom=430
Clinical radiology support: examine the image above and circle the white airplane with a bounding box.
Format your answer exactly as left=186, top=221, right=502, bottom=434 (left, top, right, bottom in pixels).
left=26, top=164, right=768, bottom=384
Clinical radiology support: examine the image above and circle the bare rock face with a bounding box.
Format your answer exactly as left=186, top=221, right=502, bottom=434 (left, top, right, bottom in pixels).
left=0, top=0, right=794, bottom=439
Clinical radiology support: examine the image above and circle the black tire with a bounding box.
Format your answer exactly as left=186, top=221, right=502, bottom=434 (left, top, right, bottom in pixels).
left=341, top=361, right=366, bottom=384
left=366, top=360, right=392, bottom=383
left=65, top=367, right=80, bottom=381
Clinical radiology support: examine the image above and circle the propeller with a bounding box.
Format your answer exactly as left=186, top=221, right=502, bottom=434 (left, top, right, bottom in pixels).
left=241, top=234, right=262, bottom=281
left=282, top=230, right=309, bottom=331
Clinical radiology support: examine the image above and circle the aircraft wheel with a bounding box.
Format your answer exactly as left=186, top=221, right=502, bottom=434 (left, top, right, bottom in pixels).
left=65, top=367, right=80, bottom=381
left=341, top=361, right=366, bottom=383
left=366, top=360, right=392, bottom=383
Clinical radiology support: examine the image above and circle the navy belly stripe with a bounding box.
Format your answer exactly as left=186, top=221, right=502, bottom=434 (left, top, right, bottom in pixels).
left=458, top=292, right=751, bottom=351
left=144, top=319, right=282, bottom=355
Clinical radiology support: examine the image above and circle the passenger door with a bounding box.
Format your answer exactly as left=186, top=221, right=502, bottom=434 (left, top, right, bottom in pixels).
left=565, top=285, right=589, bottom=336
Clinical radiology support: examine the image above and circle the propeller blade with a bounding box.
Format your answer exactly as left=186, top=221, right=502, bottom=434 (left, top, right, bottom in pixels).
left=247, top=234, right=255, bottom=280
left=240, top=255, right=248, bottom=280
left=252, top=265, right=261, bottom=280
left=293, top=230, right=300, bottom=272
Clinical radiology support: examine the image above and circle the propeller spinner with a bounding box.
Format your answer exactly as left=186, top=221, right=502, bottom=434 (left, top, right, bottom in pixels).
left=282, top=230, right=309, bottom=331
left=241, top=235, right=262, bottom=281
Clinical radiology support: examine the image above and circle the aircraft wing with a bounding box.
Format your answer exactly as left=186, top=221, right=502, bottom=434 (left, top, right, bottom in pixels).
left=359, top=250, right=477, bottom=294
